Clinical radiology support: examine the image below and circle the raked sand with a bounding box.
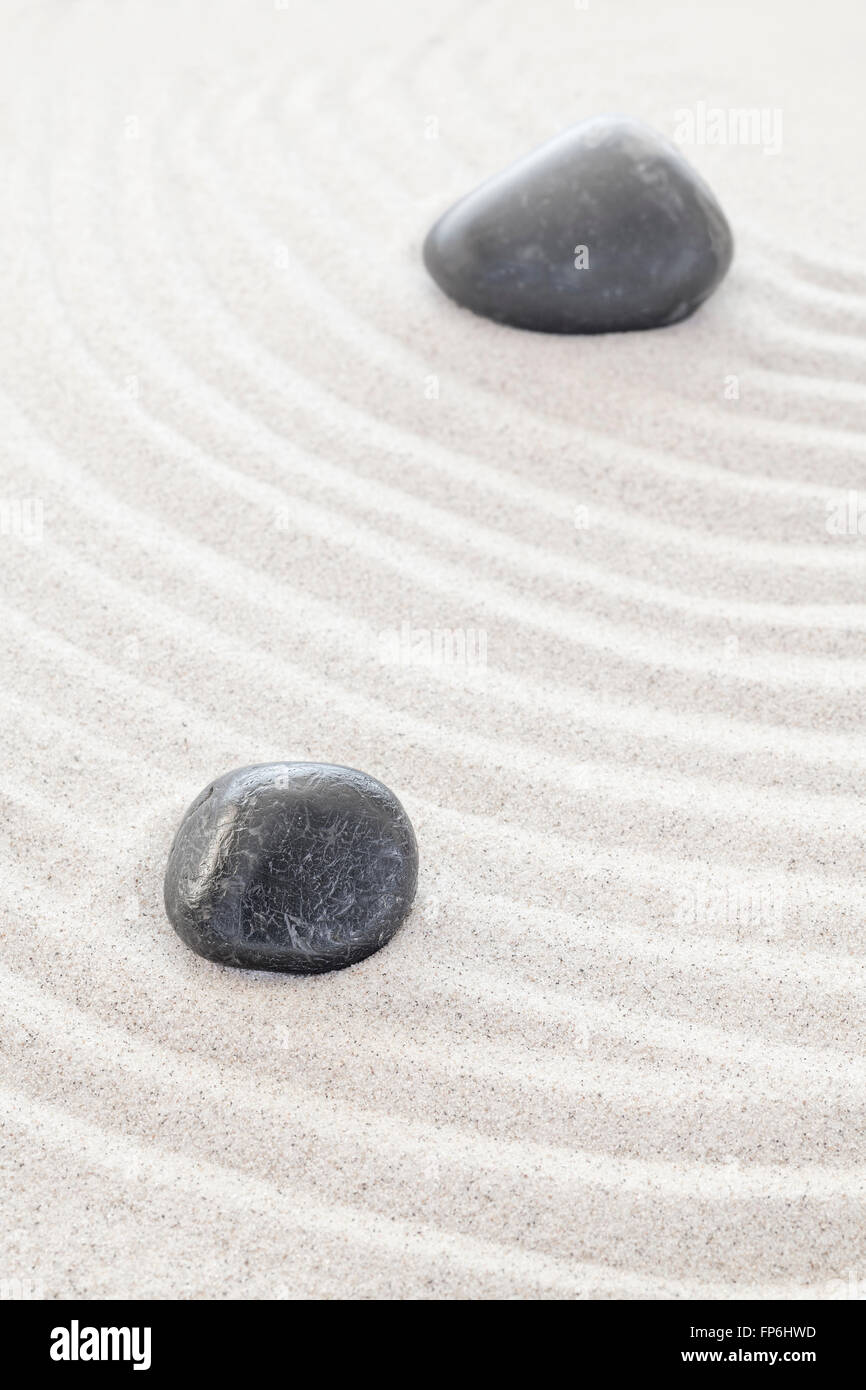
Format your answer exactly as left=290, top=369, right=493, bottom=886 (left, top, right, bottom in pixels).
left=1, top=0, right=865, bottom=1300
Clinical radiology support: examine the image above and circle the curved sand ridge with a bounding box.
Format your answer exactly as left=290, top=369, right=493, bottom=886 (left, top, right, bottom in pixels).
left=1, top=0, right=864, bottom=1299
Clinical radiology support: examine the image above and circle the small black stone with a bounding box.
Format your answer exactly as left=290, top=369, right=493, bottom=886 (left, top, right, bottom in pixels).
left=164, top=763, right=418, bottom=974
left=423, top=115, right=733, bottom=333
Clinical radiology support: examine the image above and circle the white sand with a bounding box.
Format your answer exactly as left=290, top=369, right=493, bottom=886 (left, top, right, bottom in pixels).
left=1, top=0, right=865, bottom=1300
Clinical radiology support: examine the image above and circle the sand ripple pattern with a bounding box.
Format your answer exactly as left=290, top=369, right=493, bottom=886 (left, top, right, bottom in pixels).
left=0, top=0, right=864, bottom=1299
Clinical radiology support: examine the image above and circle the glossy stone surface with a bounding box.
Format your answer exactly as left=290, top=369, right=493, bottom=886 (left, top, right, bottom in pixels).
left=423, top=115, right=733, bottom=333
left=164, top=763, right=418, bottom=974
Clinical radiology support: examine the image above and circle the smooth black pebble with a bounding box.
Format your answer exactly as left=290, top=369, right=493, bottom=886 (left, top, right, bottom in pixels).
left=164, top=763, right=418, bottom=974
left=423, top=115, right=733, bottom=333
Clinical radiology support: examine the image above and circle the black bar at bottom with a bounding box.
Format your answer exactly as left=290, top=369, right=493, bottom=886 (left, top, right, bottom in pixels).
left=0, top=1297, right=859, bottom=1376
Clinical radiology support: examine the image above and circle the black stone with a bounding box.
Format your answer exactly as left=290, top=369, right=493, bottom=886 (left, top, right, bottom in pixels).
left=423, top=115, right=733, bottom=334
left=164, top=763, right=418, bottom=974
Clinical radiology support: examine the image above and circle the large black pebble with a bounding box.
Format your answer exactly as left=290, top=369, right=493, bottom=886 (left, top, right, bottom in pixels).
left=164, top=763, right=418, bottom=974
left=423, top=115, right=733, bottom=333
